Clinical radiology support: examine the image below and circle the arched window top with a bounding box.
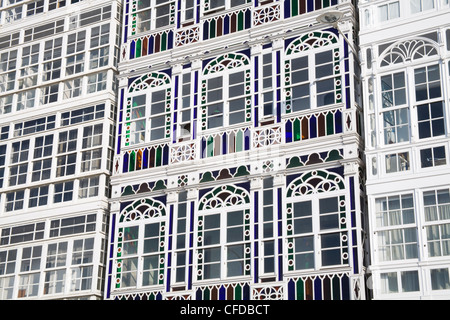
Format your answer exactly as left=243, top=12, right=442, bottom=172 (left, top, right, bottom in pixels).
left=128, top=72, right=171, bottom=93
left=198, top=185, right=250, bottom=211
left=286, top=170, right=345, bottom=197
left=120, top=198, right=166, bottom=222
left=203, top=53, right=250, bottom=76
left=379, top=37, right=439, bottom=67
left=286, top=31, right=339, bottom=56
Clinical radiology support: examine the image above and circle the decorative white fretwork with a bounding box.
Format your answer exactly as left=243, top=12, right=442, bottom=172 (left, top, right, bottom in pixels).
left=286, top=31, right=338, bottom=55
left=253, top=3, right=281, bottom=26
left=170, top=142, right=196, bottom=164
left=128, top=72, right=171, bottom=93
left=380, top=37, right=438, bottom=67
left=120, top=198, right=166, bottom=222
left=252, top=285, right=284, bottom=300
left=199, top=185, right=250, bottom=211
left=286, top=170, right=345, bottom=197
left=175, top=26, right=200, bottom=47
left=253, top=125, right=282, bottom=148
left=203, top=53, right=250, bottom=75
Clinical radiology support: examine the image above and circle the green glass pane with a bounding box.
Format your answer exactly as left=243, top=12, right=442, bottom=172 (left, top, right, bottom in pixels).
left=156, top=146, right=162, bottom=166
left=161, top=32, right=167, bottom=51
left=294, top=118, right=301, bottom=141
left=326, top=112, right=334, bottom=135
left=332, top=276, right=341, bottom=300
left=129, top=151, right=135, bottom=172
left=210, top=20, right=216, bottom=39
left=296, top=278, right=305, bottom=300
left=236, top=130, right=243, bottom=152
left=238, top=11, right=244, bottom=31
left=204, top=288, right=210, bottom=300
left=136, top=39, right=141, bottom=58
left=207, top=137, right=214, bottom=157
left=234, top=284, right=241, bottom=300
left=291, top=0, right=299, bottom=16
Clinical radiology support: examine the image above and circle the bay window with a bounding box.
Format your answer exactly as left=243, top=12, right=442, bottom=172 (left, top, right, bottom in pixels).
left=287, top=46, right=341, bottom=112
left=134, top=0, right=175, bottom=34
left=260, top=50, right=278, bottom=118
left=204, top=68, right=249, bottom=129
left=127, top=74, right=171, bottom=146
left=177, top=72, right=193, bottom=140
left=423, top=189, right=450, bottom=257
left=379, top=63, right=444, bottom=146
left=172, top=192, right=190, bottom=287
left=287, top=195, right=348, bottom=271
left=117, top=220, right=166, bottom=288
left=198, top=209, right=251, bottom=279
left=375, top=194, right=418, bottom=262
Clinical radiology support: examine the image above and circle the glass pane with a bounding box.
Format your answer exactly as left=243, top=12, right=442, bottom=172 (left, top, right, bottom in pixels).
left=229, top=97, right=245, bottom=112
left=434, top=146, right=446, bottom=165
left=208, top=77, right=222, bottom=89
left=227, top=210, right=243, bottom=226
left=320, top=197, right=338, bottom=213
left=294, top=217, right=312, bottom=234
left=227, top=226, right=243, bottom=243
left=379, top=4, right=388, bottom=21
left=294, top=236, right=314, bottom=270
left=143, top=238, right=158, bottom=253
left=394, top=88, right=406, bottom=106
left=203, top=263, right=220, bottom=279
left=204, top=230, right=220, bottom=245
left=423, top=0, right=434, bottom=10
left=144, top=223, right=159, bottom=237
left=322, top=248, right=341, bottom=266
left=291, top=84, right=310, bottom=111
left=208, top=115, right=223, bottom=129
left=210, top=0, right=225, bottom=9
left=431, top=100, right=443, bottom=116
left=437, top=189, right=450, bottom=204
left=204, top=214, right=220, bottom=229
left=420, top=148, right=433, bottom=167
left=431, top=268, right=450, bottom=290
left=381, top=272, right=398, bottom=293
left=203, top=247, right=220, bottom=263
left=389, top=2, right=400, bottom=19
left=410, top=0, right=421, bottom=13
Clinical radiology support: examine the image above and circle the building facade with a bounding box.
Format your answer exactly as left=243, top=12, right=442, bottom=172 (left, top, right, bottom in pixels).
left=106, top=0, right=368, bottom=300
left=359, top=0, right=450, bottom=299
left=0, top=0, right=122, bottom=299
left=2, top=0, right=449, bottom=301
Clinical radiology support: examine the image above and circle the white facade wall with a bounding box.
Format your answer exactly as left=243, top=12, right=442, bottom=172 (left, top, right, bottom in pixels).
left=0, top=0, right=122, bottom=300
left=359, top=0, right=450, bottom=299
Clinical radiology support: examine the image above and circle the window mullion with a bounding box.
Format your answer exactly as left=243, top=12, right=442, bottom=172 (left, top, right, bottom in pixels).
left=312, top=198, right=321, bottom=269
left=225, top=74, right=230, bottom=127
left=221, top=210, right=227, bottom=279
left=309, top=51, right=316, bottom=110
left=137, top=224, right=145, bottom=288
